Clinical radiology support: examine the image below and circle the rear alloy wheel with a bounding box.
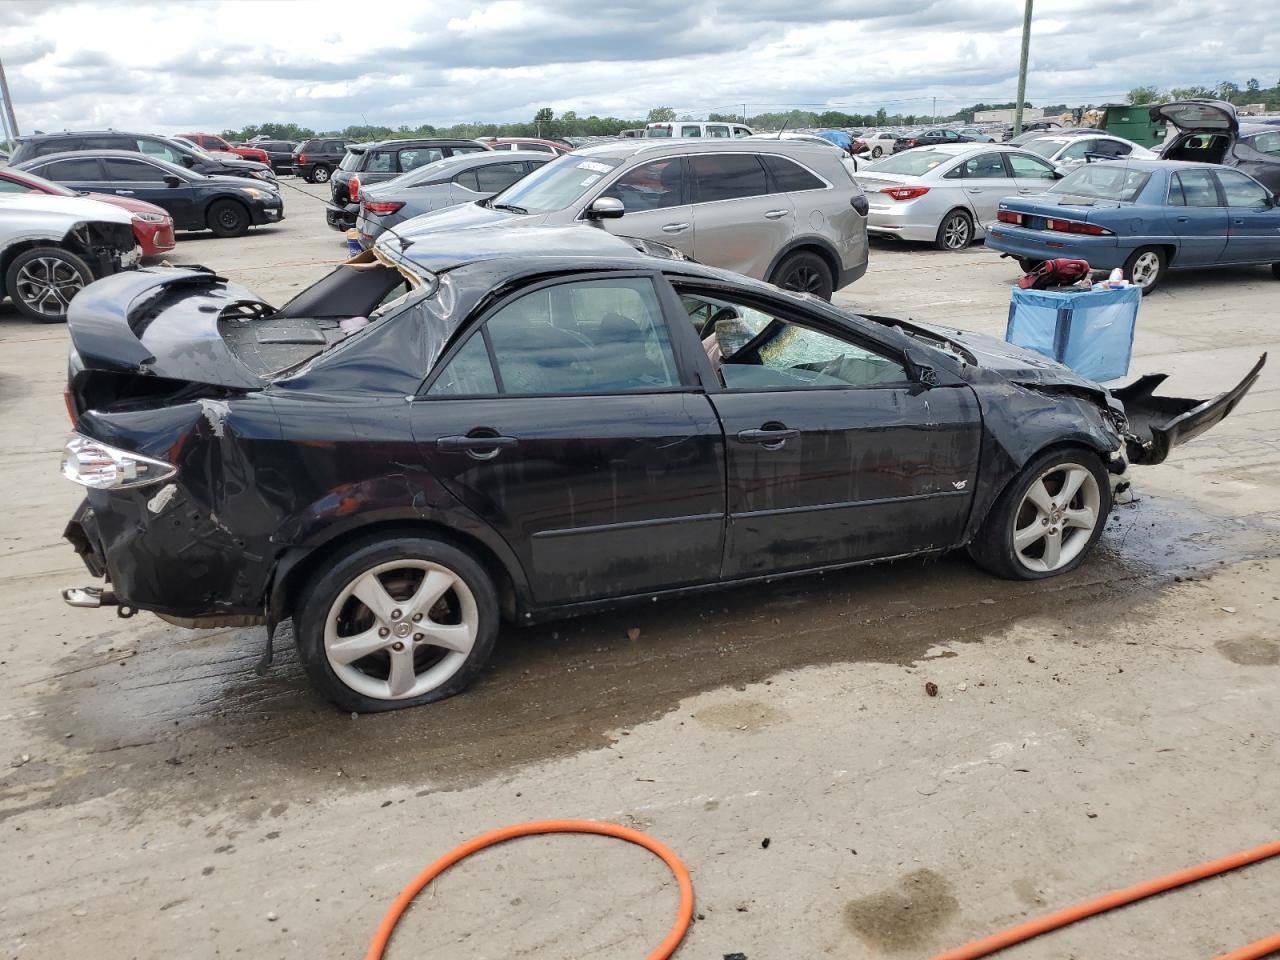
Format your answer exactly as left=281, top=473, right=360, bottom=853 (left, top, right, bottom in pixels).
left=772, top=251, right=834, bottom=300
left=935, top=209, right=974, bottom=251
left=970, top=447, right=1111, bottom=580
left=4, top=246, right=94, bottom=323
left=310, top=165, right=332, bottom=184
left=872, top=146, right=884, bottom=158
left=207, top=199, right=250, bottom=238
left=1123, top=246, right=1167, bottom=294
left=295, top=537, right=499, bottom=712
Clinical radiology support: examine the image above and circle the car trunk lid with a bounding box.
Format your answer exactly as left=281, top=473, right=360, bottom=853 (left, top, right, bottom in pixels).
left=1149, top=100, right=1239, bottom=136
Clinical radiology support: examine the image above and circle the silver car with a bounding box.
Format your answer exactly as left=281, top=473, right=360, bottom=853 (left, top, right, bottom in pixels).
left=853, top=143, right=1060, bottom=250
left=356, top=150, right=551, bottom=246
left=1018, top=133, right=1156, bottom=175
left=387, top=139, right=869, bottom=297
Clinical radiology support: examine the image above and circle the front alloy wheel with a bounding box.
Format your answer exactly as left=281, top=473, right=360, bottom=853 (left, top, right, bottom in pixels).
left=6, top=249, right=93, bottom=322
left=1011, top=463, right=1101, bottom=574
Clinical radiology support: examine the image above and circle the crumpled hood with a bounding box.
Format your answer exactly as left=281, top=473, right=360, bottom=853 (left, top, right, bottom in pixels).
left=0, top=193, right=134, bottom=226
left=906, top=319, right=1108, bottom=395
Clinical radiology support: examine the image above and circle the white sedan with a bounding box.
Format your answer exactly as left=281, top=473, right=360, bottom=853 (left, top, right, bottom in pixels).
left=852, top=143, right=1060, bottom=251
left=1018, top=133, right=1156, bottom=174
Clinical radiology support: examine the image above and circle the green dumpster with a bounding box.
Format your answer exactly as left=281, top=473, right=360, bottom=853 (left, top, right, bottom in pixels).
left=1098, top=104, right=1166, bottom=148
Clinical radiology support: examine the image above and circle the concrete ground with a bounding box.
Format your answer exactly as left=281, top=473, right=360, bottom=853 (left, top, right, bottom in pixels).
left=2, top=181, right=1278, bottom=960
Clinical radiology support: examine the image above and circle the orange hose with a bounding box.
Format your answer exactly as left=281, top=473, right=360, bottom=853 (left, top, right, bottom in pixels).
left=364, top=819, right=694, bottom=960
left=930, top=839, right=1280, bottom=960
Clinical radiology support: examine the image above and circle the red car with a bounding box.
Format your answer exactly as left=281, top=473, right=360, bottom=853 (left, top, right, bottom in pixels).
left=181, top=132, right=271, bottom=165
left=0, top=167, right=176, bottom=257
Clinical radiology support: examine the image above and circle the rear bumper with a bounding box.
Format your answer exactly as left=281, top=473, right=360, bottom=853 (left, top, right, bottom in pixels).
left=985, top=225, right=1124, bottom=269
left=866, top=202, right=947, bottom=243
left=836, top=258, right=868, bottom=290
left=326, top=202, right=358, bottom=230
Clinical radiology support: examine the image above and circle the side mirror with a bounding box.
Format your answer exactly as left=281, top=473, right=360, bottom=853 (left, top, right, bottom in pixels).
left=906, top=349, right=939, bottom=387
left=585, top=196, right=625, bottom=220
left=163, top=174, right=182, bottom=187
left=180, top=156, right=195, bottom=168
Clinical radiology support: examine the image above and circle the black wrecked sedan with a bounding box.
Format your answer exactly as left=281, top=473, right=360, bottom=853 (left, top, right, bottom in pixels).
left=58, top=226, right=1264, bottom=711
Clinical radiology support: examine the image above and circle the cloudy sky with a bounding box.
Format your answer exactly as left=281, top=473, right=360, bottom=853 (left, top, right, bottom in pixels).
left=1, top=0, right=1275, bottom=135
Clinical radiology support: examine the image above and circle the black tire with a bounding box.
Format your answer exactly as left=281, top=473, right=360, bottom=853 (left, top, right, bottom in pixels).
left=771, top=250, right=834, bottom=300
left=1017, top=257, right=1042, bottom=273
left=968, top=446, right=1112, bottom=581
left=934, top=208, right=974, bottom=251
left=310, top=164, right=332, bottom=184
left=3, top=246, right=94, bottom=323
left=207, top=199, right=251, bottom=238
left=871, top=146, right=883, bottom=159
left=1122, top=245, right=1167, bottom=294
left=1271, top=263, right=1280, bottom=280
left=294, top=535, right=500, bottom=713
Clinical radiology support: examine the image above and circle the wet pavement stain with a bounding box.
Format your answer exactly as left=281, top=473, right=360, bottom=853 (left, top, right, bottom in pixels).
left=17, top=493, right=1280, bottom=820
left=843, top=868, right=959, bottom=952
left=694, top=700, right=788, bottom=733
left=1215, top=636, right=1280, bottom=666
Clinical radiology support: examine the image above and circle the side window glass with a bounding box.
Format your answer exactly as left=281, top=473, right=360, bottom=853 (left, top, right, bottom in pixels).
left=681, top=126, right=703, bottom=138
left=136, top=139, right=181, bottom=164
left=602, top=158, right=684, bottom=211
left=367, top=151, right=394, bottom=173
left=485, top=278, right=679, bottom=395
left=707, top=125, right=731, bottom=139
left=1060, top=140, right=1093, bottom=161
left=41, top=158, right=102, bottom=180
left=0, top=178, right=33, bottom=193
left=449, top=146, right=486, bottom=155
left=1216, top=170, right=1269, bottom=207
left=1167, top=174, right=1186, bottom=206
left=1249, top=132, right=1280, bottom=157
left=399, top=148, right=443, bottom=172
left=428, top=334, right=498, bottom=396
left=474, top=162, right=529, bottom=192
left=714, top=313, right=905, bottom=390
left=690, top=153, right=768, bottom=202
left=960, top=153, right=1008, bottom=179
left=762, top=155, right=826, bottom=192
left=733, top=127, right=752, bottom=138
left=1006, top=153, right=1057, bottom=179
left=1174, top=170, right=1220, bottom=206
left=453, top=170, right=481, bottom=191
left=102, top=158, right=161, bottom=180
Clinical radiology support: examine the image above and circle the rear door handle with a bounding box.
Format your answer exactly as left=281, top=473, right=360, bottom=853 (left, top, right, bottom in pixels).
left=736, top=426, right=800, bottom=445
left=763, top=209, right=788, bottom=219
left=1018, top=188, right=1035, bottom=194
left=115, top=190, right=135, bottom=195
left=661, top=222, right=689, bottom=234
left=1176, top=216, right=1190, bottom=222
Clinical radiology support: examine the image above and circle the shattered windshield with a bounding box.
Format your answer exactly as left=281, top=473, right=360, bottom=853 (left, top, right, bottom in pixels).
left=487, top=154, right=622, bottom=213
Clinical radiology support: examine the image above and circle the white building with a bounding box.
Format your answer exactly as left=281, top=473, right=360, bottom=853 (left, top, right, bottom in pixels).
left=974, top=107, right=1045, bottom=124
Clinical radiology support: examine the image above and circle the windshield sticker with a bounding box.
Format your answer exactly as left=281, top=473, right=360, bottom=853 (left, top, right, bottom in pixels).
left=579, top=174, right=601, bottom=187
left=577, top=160, right=612, bottom=174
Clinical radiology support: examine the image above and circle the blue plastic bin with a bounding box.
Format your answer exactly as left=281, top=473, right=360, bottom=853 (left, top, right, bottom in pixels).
left=1005, top=286, right=1140, bottom=382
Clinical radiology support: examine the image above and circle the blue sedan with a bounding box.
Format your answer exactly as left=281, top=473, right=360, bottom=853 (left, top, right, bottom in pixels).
left=985, top=159, right=1280, bottom=292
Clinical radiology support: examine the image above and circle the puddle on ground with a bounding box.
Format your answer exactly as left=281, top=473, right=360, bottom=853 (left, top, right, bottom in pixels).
left=844, top=868, right=959, bottom=952
left=1215, top=636, right=1280, bottom=666
left=13, top=492, right=1279, bottom=821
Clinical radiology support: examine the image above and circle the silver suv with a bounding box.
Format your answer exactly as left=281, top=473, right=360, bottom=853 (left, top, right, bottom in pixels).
left=388, top=139, right=870, bottom=298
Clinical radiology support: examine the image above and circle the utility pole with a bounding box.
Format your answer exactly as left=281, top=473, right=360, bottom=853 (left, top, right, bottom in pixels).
left=1013, top=0, right=1033, bottom=136
left=932, top=97, right=937, bottom=122
left=0, top=54, right=20, bottom=146
left=742, top=104, right=747, bottom=123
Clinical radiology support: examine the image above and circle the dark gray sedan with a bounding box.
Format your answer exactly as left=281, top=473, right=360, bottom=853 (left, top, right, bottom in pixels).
left=355, top=151, right=551, bottom=246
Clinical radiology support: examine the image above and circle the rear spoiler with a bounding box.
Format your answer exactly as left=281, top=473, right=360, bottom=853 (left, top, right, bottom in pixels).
left=66, top=266, right=224, bottom=372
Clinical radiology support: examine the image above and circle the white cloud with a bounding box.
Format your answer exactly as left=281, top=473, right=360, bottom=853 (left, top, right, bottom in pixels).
left=0, top=0, right=1275, bottom=135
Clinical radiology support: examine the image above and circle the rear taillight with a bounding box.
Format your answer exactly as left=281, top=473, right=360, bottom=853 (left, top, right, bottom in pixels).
left=349, top=177, right=360, bottom=201
left=1046, top=218, right=1111, bottom=236
left=879, top=186, right=930, bottom=201
left=997, top=210, right=1023, bottom=224
left=297, top=151, right=307, bottom=164
left=61, top=434, right=176, bottom=490
left=363, top=200, right=404, bottom=216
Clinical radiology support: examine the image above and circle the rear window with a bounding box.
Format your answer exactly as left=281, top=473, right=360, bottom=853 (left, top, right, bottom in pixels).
left=1049, top=165, right=1151, bottom=202
left=864, top=150, right=953, bottom=175
left=339, top=150, right=365, bottom=171
left=645, top=125, right=673, bottom=138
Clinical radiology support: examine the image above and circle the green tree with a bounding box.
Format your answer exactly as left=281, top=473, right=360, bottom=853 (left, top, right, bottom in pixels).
left=647, top=107, right=676, bottom=123
left=1217, top=81, right=1239, bottom=97
left=533, top=107, right=554, bottom=123
left=874, top=107, right=887, bottom=125
left=1126, top=85, right=1164, bottom=105
left=1247, top=78, right=1260, bottom=92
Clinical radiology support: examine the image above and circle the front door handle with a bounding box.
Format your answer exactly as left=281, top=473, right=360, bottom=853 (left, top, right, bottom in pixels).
left=736, top=425, right=800, bottom=448
left=1018, top=188, right=1035, bottom=194
left=661, top=222, right=690, bottom=234
left=437, top=432, right=518, bottom=461
left=966, top=188, right=984, bottom=194
left=1176, top=216, right=1190, bottom=223
left=763, top=209, right=788, bottom=219
left=115, top=190, right=135, bottom=195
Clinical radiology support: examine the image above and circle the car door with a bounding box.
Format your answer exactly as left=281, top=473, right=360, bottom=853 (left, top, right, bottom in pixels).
left=1166, top=169, right=1228, bottom=264
left=954, top=151, right=1018, bottom=224
left=687, top=152, right=792, bottom=279
left=594, top=156, right=697, bottom=258
left=1003, top=152, right=1059, bottom=199
left=411, top=273, right=725, bottom=605
left=29, top=155, right=105, bottom=192
left=1215, top=169, right=1280, bottom=263
left=99, top=156, right=198, bottom=228
left=677, top=286, right=981, bottom=578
